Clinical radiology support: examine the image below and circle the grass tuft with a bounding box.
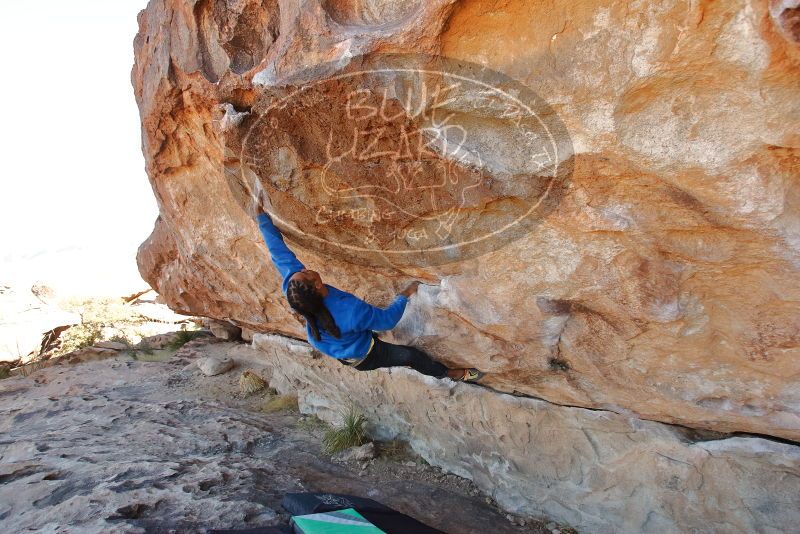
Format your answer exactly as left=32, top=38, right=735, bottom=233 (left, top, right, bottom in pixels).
left=239, top=370, right=268, bottom=395
left=18, top=356, right=48, bottom=377
left=167, top=327, right=205, bottom=350
left=322, top=405, right=368, bottom=455
left=262, top=393, right=299, bottom=413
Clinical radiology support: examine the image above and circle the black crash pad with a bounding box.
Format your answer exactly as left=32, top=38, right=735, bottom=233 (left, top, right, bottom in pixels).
left=281, top=492, right=443, bottom=534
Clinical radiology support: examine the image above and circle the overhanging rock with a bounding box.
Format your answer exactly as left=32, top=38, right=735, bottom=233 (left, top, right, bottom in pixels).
left=134, top=0, right=800, bottom=441
left=253, top=333, right=800, bottom=534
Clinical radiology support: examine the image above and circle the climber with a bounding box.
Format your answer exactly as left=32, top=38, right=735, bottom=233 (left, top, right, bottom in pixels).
left=254, top=205, right=483, bottom=382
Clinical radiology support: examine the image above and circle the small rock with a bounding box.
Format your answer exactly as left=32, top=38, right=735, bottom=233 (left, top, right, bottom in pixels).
left=403, top=460, right=416, bottom=467
left=333, top=442, right=375, bottom=463
left=546, top=522, right=556, bottom=530
left=197, top=356, right=234, bottom=376
left=95, top=341, right=129, bottom=351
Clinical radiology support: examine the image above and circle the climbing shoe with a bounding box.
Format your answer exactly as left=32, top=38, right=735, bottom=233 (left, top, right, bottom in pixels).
left=459, top=368, right=484, bottom=383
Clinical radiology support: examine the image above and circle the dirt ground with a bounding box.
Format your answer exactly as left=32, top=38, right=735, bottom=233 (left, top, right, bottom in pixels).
left=0, top=337, right=574, bottom=534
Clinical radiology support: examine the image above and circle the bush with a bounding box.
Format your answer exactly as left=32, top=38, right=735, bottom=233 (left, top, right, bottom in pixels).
left=57, top=322, right=103, bottom=355
left=167, top=327, right=205, bottom=350
left=322, top=405, right=368, bottom=455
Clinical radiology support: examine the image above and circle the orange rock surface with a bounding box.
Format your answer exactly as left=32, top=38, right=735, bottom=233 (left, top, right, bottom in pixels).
left=133, top=0, right=800, bottom=439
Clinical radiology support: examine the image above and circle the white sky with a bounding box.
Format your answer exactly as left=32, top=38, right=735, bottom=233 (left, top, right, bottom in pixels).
left=0, top=0, right=157, bottom=295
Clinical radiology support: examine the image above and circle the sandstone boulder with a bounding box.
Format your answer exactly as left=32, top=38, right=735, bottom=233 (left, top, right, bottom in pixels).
left=133, top=0, right=800, bottom=440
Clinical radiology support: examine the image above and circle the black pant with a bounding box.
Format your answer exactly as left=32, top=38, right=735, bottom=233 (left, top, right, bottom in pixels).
left=350, top=336, right=448, bottom=379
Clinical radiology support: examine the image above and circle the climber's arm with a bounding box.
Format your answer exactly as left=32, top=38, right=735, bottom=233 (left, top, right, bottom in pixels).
left=351, top=281, right=419, bottom=331
left=352, top=295, right=409, bottom=332
left=256, top=212, right=305, bottom=293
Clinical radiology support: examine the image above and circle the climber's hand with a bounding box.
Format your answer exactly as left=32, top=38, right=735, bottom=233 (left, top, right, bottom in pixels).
left=249, top=180, right=273, bottom=218
left=400, top=281, right=421, bottom=298
left=258, top=186, right=274, bottom=213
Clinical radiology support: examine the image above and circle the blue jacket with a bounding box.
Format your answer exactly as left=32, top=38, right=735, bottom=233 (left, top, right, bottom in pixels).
left=257, top=213, right=408, bottom=359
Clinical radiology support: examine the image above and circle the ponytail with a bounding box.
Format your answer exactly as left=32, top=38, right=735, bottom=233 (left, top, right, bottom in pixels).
left=287, top=279, right=341, bottom=340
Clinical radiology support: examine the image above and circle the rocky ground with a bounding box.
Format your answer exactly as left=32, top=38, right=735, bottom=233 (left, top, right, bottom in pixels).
left=0, top=337, right=571, bottom=534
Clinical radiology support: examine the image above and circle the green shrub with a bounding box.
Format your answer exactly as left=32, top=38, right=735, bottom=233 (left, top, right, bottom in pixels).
left=167, top=327, right=205, bottom=350
left=322, top=406, right=368, bottom=455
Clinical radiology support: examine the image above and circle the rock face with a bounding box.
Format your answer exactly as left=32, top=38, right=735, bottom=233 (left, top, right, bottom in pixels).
left=253, top=333, right=800, bottom=534
left=133, top=0, right=800, bottom=440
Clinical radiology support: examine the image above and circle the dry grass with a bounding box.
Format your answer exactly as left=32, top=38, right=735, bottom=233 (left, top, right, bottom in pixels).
left=262, top=393, right=299, bottom=413
left=57, top=323, right=104, bottom=355
left=239, top=371, right=268, bottom=395
left=377, top=440, right=413, bottom=461
left=17, top=356, right=49, bottom=377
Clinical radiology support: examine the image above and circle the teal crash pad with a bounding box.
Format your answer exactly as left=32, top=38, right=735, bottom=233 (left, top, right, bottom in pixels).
left=291, top=508, right=386, bottom=534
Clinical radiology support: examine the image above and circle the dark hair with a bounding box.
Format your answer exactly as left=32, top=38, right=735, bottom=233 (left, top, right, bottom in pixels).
left=286, top=278, right=340, bottom=341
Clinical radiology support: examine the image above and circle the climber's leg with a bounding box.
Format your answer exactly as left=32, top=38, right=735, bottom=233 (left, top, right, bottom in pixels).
left=356, top=337, right=449, bottom=378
